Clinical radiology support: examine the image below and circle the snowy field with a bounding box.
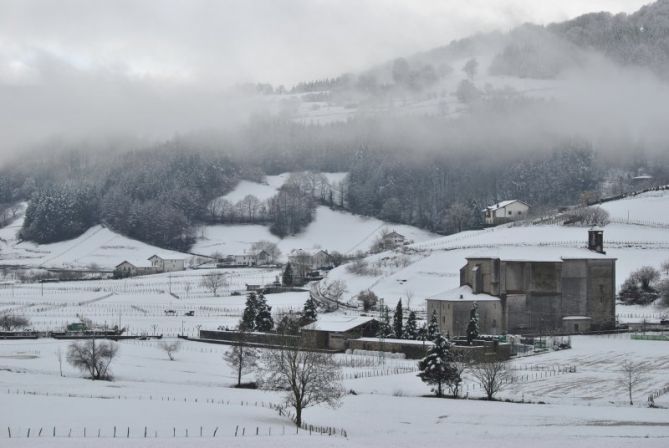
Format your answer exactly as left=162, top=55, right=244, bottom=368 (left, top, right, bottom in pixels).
left=1, top=334, right=669, bottom=447
left=0, top=267, right=301, bottom=335
left=194, top=206, right=439, bottom=258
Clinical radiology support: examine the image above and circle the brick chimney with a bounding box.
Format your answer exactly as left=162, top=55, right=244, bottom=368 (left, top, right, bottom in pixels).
left=588, top=229, right=605, bottom=254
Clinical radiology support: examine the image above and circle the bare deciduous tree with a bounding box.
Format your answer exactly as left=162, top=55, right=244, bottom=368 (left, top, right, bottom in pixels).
left=0, top=314, right=30, bottom=331
left=66, top=339, right=118, bottom=380
left=223, top=325, right=258, bottom=387
left=470, top=358, right=510, bottom=400
left=258, top=339, right=344, bottom=426
left=158, top=340, right=182, bottom=361
left=250, top=240, right=281, bottom=263
left=617, top=360, right=646, bottom=405
left=200, top=272, right=228, bottom=297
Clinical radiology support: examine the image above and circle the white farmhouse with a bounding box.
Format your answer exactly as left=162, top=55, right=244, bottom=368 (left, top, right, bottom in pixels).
left=381, top=231, right=406, bottom=247
left=148, top=254, right=187, bottom=273
left=115, top=260, right=157, bottom=276
left=483, top=200, right=530, bottom=225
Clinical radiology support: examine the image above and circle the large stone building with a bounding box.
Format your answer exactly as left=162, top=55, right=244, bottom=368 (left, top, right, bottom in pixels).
left=427, top=231, right=616, bottom=335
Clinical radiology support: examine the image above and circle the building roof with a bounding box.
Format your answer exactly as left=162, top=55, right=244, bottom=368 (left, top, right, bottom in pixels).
left=383, top=231, right=405, bottom=239
left=483, top=200, right=529, bottom=212
left=355, top=337, right=434, bottom=346
left=464, top=246, right=615, bottom=262
left=148, top=254, right=189, bottom=261
left=116, top=259, right=152, bottom=268
left=562, top=316, right=592, bottom=321
left=302, top=316, right=376, bottom=332
left=427, top=285, right=500, bottom=302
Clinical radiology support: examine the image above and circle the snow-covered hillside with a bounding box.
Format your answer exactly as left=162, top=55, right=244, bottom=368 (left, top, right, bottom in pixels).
left=599, top=189, right=669, bottom=225
left=323, top=191, right=669, bottom=310
left=0, top=172, right=437, bottom=269
left=0, top=208, right=190, bottom=270
left=193, top=173, right=438, bottom=258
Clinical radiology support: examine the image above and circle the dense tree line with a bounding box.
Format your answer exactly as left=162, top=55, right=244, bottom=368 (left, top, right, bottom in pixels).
left=2, top=101, right=665, bottom=249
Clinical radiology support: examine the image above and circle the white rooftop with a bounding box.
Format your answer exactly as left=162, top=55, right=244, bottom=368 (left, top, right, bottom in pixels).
left=355, top=337, right=434, bottom=346
left=484, top=200, right=525, bottom=211
left=302, top=316, right=376, bottom=332
left=465, top=246, right=615, bottom=262
left=427, top=285, right=500, bottom=302
left=148, top=253, right=190, bottom=261
left=116, top=259, right=153, bottom=268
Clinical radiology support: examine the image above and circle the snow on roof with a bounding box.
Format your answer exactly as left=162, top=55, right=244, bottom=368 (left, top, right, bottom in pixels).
left=562, top=316, right=592, bottom=321
left=302, top=316, right=376, bottom=332
left=116, top=259, right=152, bottom=268
left=148, top=254, right=189, bottom=261
left=355, top=337, right=434, bottom=346
left=632, top=175, right=653, bottom=180
left=484, top=200, right=528, bottom=211
left=465, top=246, right=615, bottom=262
left=383, top=231, right=405, bottom=238
left=427, top=285, right=500, bottom=302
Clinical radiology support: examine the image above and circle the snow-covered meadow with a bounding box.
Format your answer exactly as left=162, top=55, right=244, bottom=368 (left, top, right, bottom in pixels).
left=2, top=332, right=669, bottom=447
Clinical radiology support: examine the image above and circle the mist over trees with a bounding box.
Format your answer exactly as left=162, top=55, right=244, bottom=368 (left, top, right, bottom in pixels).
left=1, top=108, right=665, bottom=249
left=3, top=2, right=669, bottom=249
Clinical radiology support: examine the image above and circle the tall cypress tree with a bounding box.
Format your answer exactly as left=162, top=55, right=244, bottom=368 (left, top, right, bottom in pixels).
left=393, top=299, right=403, bottom=339
left=466, top=303, right=480, bottom=344
left=282, top=263, right=294, bottom=287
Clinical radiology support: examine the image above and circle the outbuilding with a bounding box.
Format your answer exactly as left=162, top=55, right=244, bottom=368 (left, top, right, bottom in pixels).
left=301, top=316, right=378, bottom=350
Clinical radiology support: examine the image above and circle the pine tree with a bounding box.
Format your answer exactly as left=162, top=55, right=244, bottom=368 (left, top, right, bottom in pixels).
left=427, top=309, right=440, bottom=340
left=241, top=291, right=259, bottom=331
left=255, top=293, right=274, bottom=332
left=301, top=296, right=318, bottom=325
left=393, top=299, right=403, bottom=339
left=377, top=305, right=394, bottom=338
left=417, top=323, right=428, bottom=341
left=405, top=310, right=418, bottom=340
left=282, top=263, right=294, bottom=287
left=417, top=335, right=461, bottom=397
left=466, top=303, right=480, bottom=344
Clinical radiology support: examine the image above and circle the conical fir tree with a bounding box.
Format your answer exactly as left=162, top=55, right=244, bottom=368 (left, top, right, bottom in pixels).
left=418, top=335, right=460, bottom=397
left=427, top=309, right=440, bottom=340
left=282, top=263, right=294, bottom=287
left=255, top=293, right=274, bottom=332
left=377, top=304, right=394, bottom=338
left=241, top=291, right=259, bottom=331
left=405, top=310, right=418, bottom=340
left=301, top=296, right=318, bottom=325
left=466, top=303, right=479, bottom=344
left=393, top=299, right=404, bottom=339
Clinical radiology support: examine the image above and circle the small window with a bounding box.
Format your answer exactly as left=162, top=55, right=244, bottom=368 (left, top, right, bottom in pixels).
left=574, top=324, right=579, bottom=331
left=518, top=211, right=522, bottom=215
left=508, top=210, right=512, bottom=215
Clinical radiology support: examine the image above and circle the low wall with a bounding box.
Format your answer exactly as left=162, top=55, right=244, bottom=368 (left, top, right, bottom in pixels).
left=199, top=330, right=300, bottom=346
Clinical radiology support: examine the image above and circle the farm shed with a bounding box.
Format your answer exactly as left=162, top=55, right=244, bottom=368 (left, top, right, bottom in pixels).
left=301, top=316, right=378, bottom=350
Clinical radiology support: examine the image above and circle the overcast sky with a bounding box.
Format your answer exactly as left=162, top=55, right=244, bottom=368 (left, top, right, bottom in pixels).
left=0, top=0, right=655, bottom=159
left=0, top=0, right=651, bottom=87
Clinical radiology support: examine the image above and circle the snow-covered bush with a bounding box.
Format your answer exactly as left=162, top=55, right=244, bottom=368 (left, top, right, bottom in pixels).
left=564, top=206, right=610, bottom=226
left=618, top=266, right=661, bottom=305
